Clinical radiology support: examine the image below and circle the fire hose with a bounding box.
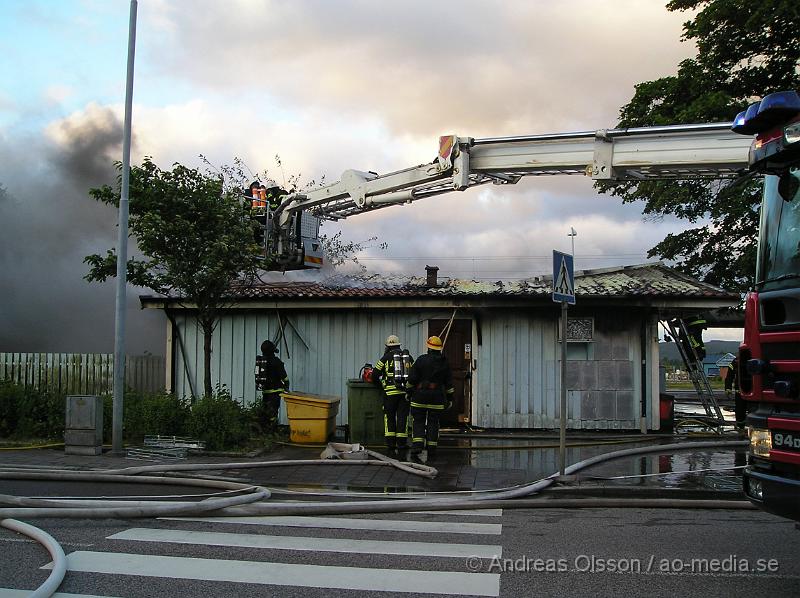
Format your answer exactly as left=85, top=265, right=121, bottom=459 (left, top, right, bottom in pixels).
left=0, top=439, right=749, bottom=598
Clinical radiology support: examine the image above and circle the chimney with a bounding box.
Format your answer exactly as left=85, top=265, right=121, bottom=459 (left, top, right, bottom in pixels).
left=425, top=265, right=439, bottom=288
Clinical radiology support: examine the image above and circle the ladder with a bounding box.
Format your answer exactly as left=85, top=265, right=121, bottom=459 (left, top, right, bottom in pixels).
left=663, top=318, right=725, bottom=423
left=278, top=122, right=752, bottom=224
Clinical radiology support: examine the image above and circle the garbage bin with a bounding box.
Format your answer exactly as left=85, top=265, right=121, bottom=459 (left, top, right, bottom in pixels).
left=347, top=379, right=385, bottom=446
left=282, top=391, right=341, bottom=444
left=659, top=393, right=675, bottom=432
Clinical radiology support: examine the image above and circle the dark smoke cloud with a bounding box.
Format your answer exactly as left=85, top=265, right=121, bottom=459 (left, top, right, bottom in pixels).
left=0, top=106, right=164, bottom=355
left=49, top=106, right=124, bottom=195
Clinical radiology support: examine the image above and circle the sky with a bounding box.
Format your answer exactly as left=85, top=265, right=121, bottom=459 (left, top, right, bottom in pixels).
left=0, top=0, right=744, bottom=355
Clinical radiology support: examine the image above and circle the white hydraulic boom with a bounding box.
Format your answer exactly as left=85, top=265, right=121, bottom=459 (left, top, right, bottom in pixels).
left=265, top=122, right=753, bottom=269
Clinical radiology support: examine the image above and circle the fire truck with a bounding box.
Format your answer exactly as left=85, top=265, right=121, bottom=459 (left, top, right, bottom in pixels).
left=732, top=90, right=800, bottom=522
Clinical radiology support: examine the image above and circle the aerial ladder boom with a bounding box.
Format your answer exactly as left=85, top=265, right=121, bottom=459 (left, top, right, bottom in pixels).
left=266, top=122, right=752, bottom=268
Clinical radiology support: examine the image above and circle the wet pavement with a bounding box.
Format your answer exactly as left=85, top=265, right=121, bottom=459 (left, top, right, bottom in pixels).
left=0, top=424, right=749, bottom=501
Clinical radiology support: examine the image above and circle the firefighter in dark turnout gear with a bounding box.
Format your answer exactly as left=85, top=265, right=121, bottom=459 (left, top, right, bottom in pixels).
left=373, top=334, right=413, bottom=458
left=685, top=315, right=707, bottom=362
left=263, top=181, right=289, bottom=211
left=408, top=335, right=454, bottom=463
left=255, top=340, right=289, bottom=432
left=725, top=356, right=747, bottom=429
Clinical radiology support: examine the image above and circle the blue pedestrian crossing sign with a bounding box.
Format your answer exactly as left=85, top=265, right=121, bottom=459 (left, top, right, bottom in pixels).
left=552, top=250, right=575, bottom=304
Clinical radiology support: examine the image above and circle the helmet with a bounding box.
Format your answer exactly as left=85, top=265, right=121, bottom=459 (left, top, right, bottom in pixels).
left=262, top=179, right=280, bottom=190
left=385, top=334, right=401, bottom=347
left=261, top=340, right=276, bottom=354
left=426, top=336, right=443, bottom=351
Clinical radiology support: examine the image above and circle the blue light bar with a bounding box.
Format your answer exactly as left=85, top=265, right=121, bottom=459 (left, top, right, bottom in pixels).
left=731, top=91, right=800, bottom=135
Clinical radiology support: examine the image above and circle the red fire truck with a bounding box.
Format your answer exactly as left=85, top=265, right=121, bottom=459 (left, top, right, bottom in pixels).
left=734, top=90, right=800, bottom=521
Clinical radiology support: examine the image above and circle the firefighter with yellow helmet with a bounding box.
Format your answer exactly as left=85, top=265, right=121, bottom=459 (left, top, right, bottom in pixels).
left=373, top=334, right=414, bottom=459
left=408, top=335, right=454, bottom=463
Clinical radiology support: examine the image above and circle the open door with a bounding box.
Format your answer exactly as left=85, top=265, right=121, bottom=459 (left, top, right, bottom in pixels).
left=427, top=318, right=472, bottom=426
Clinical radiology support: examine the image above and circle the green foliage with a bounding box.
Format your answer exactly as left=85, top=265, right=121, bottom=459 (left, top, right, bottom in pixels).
left=598, top=0, right=800, bottom=293
left=84, top=157, right=260, bottom=299
left=106, top=389, right=255, bottom=450
left=117, top=391, right=191, bottom=444
left=0, top=380, right=64, bottom=441
left=84, top=157, right=263, bottom=396
left=0, top=380, right=270, bottom=451
left=185, top=388, right=252, bottom=451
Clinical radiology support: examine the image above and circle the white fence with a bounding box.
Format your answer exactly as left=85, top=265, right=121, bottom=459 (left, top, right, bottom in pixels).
left=0, top=353, right=165, bottom=395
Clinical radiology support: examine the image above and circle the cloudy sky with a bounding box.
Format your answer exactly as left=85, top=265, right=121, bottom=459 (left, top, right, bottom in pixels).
left=0, top=0, right=742, bottom=355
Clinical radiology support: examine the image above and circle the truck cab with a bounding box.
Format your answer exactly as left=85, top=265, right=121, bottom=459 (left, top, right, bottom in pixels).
left=733, top=90, right=800, bottom=521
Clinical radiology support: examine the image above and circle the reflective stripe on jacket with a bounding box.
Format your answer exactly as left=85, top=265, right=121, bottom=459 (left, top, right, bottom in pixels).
left=373, top=349, right=410, bottom=397
left=255, top=354, right=289, bottom=394
left=408, top=352, right=454, bottom=409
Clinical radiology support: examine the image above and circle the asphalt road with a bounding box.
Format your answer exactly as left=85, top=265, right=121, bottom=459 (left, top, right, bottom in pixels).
left=1, top=504, right=798, bottom=597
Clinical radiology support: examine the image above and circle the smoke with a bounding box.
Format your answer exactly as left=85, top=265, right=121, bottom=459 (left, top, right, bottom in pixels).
left=0, top=105, right=164, bottom=355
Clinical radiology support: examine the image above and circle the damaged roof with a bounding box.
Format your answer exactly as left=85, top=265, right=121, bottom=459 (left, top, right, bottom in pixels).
left=143, top=263, right=737, bottom=304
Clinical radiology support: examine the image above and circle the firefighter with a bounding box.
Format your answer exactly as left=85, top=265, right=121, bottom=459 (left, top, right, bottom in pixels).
left=247, top=180, right=265, bottom=210
left=373, top=334, right=413, bottom=459
left=686, top=314, right=707, bottom=361
left=247, top=181, right=268, bottom=250
left=408, top=335, right=454, bottom=464
left=263, top=180, right=289, bottom=212
left=725, top=356, right=746, bottom=429
left=255, top=340, right=289, bottom=432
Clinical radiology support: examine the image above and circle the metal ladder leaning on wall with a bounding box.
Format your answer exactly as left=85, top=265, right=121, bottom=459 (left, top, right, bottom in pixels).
left=663, top=319, right=725, bottom=423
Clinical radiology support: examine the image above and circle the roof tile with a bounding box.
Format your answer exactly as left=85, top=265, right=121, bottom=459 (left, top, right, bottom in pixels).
left=201, top=263, right=738, bottom=301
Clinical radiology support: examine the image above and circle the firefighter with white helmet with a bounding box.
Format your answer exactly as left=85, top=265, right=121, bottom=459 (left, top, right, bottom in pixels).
left=408, top=335, right=454, bottom=463
left=373, top=334, right=414, bottom=459
left=262, top=179, right=289, bottom=211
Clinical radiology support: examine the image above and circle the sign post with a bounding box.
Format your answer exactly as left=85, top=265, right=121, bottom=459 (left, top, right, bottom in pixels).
left=552, top=250, right=575, bottom=476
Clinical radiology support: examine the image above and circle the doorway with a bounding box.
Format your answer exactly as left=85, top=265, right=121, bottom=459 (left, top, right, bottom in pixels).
left=427, top=318, right=473, bottom=426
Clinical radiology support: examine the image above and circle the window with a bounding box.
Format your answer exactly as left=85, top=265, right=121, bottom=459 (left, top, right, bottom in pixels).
left=558, top=317, right=594, bottom=342
left=558, top=317, right=594, bottom=360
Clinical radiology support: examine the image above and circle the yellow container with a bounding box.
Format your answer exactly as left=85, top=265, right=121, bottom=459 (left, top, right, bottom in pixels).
left=282, top=391, right=341, bottom=444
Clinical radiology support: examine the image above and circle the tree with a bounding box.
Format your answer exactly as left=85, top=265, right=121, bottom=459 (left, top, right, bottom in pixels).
left=598, top=0, right=800, bottom=293
left=85, top=157, right=382, bottom=397
left=85, top=158, right=262, bottom=397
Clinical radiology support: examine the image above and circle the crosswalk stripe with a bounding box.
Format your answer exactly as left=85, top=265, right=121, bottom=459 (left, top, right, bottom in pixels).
left=49, top=551, right=500, bottom=596
left=0, top=591, right=116, bottom=598
left=162, top=515, right=502, bottom=535
left=409, top=509, right=503, bottom=517
left=109, top=527, right=502, bottom=558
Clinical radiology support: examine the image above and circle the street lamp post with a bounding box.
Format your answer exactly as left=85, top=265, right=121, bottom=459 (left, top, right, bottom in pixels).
left=112, top=0, right=138, bottom=455
left=568, top=227, right=577, bottom=256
